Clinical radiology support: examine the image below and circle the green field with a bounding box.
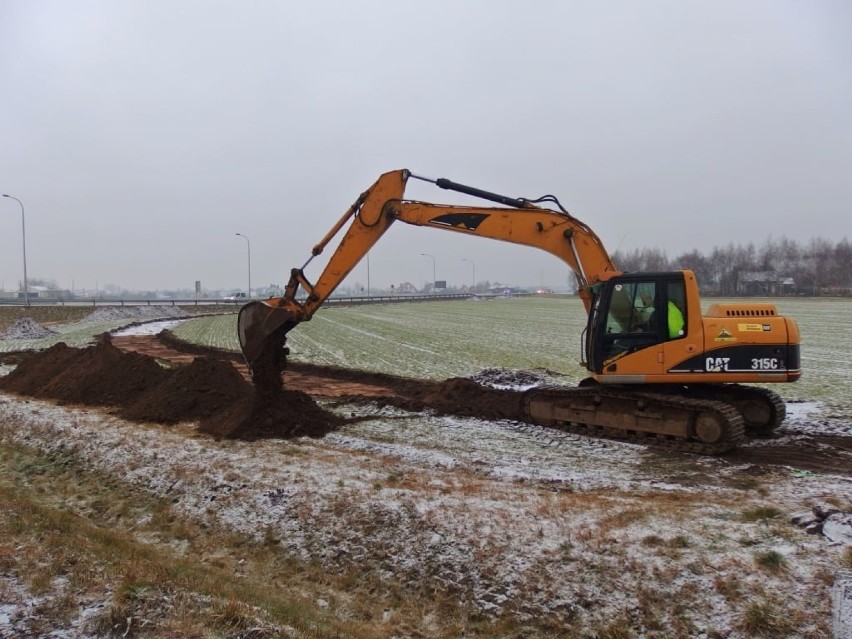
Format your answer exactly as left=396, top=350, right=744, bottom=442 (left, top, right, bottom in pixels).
left=170, top=296, right=852, bottom=411
left=3, top=296, right=849, bottom=410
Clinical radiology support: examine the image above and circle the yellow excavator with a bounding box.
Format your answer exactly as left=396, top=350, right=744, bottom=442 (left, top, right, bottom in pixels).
left=237, top=169, right=801, bottom=454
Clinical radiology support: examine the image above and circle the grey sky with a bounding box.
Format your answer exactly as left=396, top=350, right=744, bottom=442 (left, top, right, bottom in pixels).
left=2, top=1, right=850, bottom=294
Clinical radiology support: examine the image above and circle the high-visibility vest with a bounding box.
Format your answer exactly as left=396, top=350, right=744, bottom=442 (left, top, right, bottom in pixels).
left=668, top=301, right=684, bottom=338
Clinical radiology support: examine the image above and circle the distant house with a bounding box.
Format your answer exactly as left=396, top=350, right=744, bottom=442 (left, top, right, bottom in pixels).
left=737, top=271, right=795, bottom=295
left=394, top=282, right=417, bottom=294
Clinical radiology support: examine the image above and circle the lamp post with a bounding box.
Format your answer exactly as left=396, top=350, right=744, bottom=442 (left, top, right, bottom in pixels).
left=462, top=257, right=475, bottom=294
left=2, top=194, right=28, bottom=306
left=421, top=253, right=435, bottom=292
left=235, top=233, right=251, bottom=300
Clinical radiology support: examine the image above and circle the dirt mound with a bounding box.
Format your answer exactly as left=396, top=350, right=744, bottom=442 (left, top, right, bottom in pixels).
left=121, top=357, right=247, bottom=424
left=0, top=343, right=79, bottom=395
left=358, top=376, right=524, bottom=422
left=198, top=388, right=344, bottom=439
left=0, top=317, right=58, bottom=340
left=0, top=341, right=167, bottom=405
left=0, top=341, right=342, bottom=439
left=419, top=377, right=524, bottom=421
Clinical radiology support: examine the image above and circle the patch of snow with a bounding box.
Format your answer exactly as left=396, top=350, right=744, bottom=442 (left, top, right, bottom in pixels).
left=469, top=367, right=555, bottom=390
left=824, top=514, right=852, bottom=545
left=83, top=306, right=190, bottom=323
left=786, top=400, right=822, bottom=421
left=112, top=319, right=186, bottom=336
left=778, top=400, right=852, bottom=438
left=834, top=570, right=852, bottom=639
left=0, top=317, right=57, bottom=340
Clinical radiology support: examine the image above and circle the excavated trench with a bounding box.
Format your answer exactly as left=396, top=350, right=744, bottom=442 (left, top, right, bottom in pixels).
left=0, top=334, right=525, bottom=440
left=1, top=332, right=851, bottom=476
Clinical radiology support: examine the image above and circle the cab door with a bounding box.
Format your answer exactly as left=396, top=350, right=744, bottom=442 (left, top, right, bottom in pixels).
left=588, top=276, right=666, bottom=376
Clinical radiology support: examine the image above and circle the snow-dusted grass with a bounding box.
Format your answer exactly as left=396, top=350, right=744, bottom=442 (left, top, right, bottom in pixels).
left=169, top=312, right=238, bottom=350
left=172, top=296, right=852, bottom=415
left=0, top=318, right=135, bottom=351
left=172, top=296, right=590, bottom=380
left=0, top=394, right=848, bottom=637
left=0, top=307, right=193, bottom=352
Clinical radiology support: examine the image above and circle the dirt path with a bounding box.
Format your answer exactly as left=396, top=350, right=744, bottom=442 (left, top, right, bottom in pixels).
left=112, top=334, right=400, bottom=398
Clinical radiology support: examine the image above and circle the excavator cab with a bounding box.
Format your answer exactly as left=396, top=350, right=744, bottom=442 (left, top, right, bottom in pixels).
left=585, top=271, right=690, bottom=377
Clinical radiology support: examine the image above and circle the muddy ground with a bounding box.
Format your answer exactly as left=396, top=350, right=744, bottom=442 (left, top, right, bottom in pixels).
left=1, top=331, right=851, bottom=476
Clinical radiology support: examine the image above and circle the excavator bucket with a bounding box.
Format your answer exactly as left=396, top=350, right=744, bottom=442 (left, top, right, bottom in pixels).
left=237, top=300, right=301, bottom=391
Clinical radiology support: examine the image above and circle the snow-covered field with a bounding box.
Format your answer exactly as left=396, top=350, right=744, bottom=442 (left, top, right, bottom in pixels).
left=0, top=391, right=850, bottom=637
left=173, top=296, right=852, bottom=414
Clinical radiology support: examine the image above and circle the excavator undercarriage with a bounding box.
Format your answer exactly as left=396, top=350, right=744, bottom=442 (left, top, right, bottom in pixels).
left=523, top=383, right=783, bottom=455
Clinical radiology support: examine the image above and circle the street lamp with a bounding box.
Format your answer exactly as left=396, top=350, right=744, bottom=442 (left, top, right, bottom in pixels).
left=2, top=194, right=28, bottom=306
left=235, top=233, right=251, bottom=300
left=421, top=253, right=435, bottom=292
left=462, top=257, right=475, bottom=293
left=366, top=251, right=371, bottom=298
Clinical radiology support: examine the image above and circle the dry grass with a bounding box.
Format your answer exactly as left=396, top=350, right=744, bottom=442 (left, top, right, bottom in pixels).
left=0, top=442, right=408, bottom=637
left=0, top=439, right=587, bottom=638
left=754, top=549, right=787, bottom=572
left=738, top=505, right=784, bottom=523
left=0, top=393, right=842, bottom=638
left=841, top=546, right=852, bottom=569
left=738, top=597, right=796, bottom=636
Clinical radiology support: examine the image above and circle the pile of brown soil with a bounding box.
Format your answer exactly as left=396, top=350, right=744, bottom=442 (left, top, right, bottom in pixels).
left=1, top=341, right=167, bottom=406
left=355, top=376, right=525, bottom=422
left=0, top=341, right=342, bottom=439
left=417, top=377, right=524, bottom=421
left=120, top=357, right=247, bottom=424
left=197, top=388, right=344, bottom=440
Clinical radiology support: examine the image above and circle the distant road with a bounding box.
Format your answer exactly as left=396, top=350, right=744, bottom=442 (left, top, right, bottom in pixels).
left=0, top=292, right=479, bottom=308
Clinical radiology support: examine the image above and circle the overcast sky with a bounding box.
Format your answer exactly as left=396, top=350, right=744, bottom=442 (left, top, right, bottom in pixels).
left=2, top=1, right=850, bottom=295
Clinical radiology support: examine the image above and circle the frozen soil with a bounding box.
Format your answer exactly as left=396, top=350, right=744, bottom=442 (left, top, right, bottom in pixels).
left=1, top=333, right=851, bottom=637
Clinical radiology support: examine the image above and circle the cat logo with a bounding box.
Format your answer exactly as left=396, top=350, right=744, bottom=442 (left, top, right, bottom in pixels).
left=714, top=327, right=736, bottom=343
left=706, top=356, right=731, bottom=372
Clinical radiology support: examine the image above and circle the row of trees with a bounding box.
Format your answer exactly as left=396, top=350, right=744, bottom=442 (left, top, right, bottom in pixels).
left=613, top=236, right=852, bottom=296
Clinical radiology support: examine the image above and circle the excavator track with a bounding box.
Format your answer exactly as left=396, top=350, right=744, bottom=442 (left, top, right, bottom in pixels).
left=522, top=386, right=746, bottom=455
left=673, top=384, right=786, bottom=437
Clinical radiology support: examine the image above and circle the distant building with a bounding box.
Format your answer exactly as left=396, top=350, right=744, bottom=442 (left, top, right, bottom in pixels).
left=737, top=271, right=795, bottom=295
left=394, top=282, right=417, bottom=294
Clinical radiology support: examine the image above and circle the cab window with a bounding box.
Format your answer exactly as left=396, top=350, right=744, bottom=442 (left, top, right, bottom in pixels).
left=666, top=280, right=686, bottom=339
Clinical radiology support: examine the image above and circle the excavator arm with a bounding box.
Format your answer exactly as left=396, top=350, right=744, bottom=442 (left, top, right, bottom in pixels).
left=237, top=168, right=619, bottom=386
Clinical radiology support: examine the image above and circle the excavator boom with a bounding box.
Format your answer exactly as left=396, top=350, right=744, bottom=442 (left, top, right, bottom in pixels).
left=238, top=168, right=618, bottom=382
